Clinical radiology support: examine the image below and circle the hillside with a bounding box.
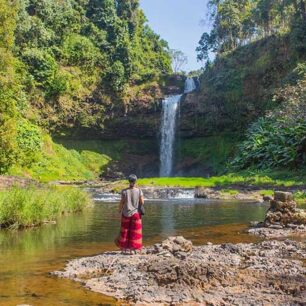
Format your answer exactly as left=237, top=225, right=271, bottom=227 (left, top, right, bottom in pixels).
left=0, top=0, right=181, bottom=179
left=182, top=0, right=306, bottom=174
left=0, top=0, right=305, bottom=182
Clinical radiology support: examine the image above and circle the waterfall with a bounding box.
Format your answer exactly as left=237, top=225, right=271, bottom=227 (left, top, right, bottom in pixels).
left=184, top=77, right=196, bottom=93
left=159, top=94, right=182, bottom=177
left=159, top=78, right=196, bottom=177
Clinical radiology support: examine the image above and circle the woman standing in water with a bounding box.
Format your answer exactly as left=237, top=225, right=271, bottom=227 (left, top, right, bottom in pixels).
left=116, top=174, right=144, bottom=254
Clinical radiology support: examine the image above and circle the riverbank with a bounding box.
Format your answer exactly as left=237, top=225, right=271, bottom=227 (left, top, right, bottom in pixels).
left=93, top=175, right=306, bottom=204
left=54, top=236, right=306, bottom=305
left=0, top=186, right=92, bottom=229
left=136, top=171, right=306, bottom=188
left=94, top=179, right=306, bottom=206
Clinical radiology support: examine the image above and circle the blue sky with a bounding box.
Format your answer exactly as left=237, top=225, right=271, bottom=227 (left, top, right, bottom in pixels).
left=139, top=0, right=210, bottom=72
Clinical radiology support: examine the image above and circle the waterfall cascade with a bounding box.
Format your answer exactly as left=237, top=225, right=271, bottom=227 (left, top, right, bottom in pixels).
left=184, top=77, right=197, bottom=93
left=159, top=78, right=196, bottom=177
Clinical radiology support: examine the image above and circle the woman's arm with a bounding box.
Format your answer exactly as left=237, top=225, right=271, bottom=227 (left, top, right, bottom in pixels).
left=139, top=189, right=144, bottom=206
left=119, top=193, right=125, bottom=214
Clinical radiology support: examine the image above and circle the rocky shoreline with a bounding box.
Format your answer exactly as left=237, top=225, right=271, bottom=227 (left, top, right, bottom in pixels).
left=248, top=225, right=306, bottom=238
left=89, top=184, right=288, bottom=202
left=53, top=236, right=306, bottom=305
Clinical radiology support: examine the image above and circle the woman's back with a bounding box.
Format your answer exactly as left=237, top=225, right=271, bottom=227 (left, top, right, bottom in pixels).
left=121, top=187, right=143, bottom=217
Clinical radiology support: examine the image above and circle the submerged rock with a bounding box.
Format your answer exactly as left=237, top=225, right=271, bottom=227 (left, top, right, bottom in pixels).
left=53, top=237, right=306, bottom=305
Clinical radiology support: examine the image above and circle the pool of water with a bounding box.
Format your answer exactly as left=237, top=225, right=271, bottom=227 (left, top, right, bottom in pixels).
left=0, top=197, right=268, bottom=306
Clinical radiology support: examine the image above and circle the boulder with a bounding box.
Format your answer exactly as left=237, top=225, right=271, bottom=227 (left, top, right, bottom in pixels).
left=151, top=236, right=193, bottom=256
left=194, top=187, right=209, bottom=198
left=274, top=191, right=293, bottom=202
left=263, top=195, right=273, bottom=202
left=262, top=191, right=306, bottom=228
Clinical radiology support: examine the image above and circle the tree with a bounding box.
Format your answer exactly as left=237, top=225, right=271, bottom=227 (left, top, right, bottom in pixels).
left=170, top=49, right=188, bottom=73
left=197, top=0, right=302, bottom=59
left=196, top=32, right=217, bottom=63
left=116, top=0, right=139, bottom=36
left=0, top=0, right=18, bottom=172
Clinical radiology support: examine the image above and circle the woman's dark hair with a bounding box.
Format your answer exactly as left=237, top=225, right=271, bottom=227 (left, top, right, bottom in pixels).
left=128, top=174, right=137, bottom=183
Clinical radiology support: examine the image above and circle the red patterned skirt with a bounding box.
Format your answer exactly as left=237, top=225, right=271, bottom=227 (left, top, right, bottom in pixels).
left=116, top=213, right=142, bottom=250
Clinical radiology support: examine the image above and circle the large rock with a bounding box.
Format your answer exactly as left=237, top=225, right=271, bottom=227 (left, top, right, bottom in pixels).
left=151, top=236, right=193, bottom=256
left=274, top=191, right=293, bottom=202
left=194, top=187, right=209, bottom=198
left=250, top=191, right=306, bottom=234
left=53, top=238, right=306, bottom=305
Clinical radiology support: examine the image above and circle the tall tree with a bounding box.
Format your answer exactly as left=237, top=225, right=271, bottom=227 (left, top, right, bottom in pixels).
left=170, top=49, right=188, bottom=73
left=0, top=0, right=18, bottom=172
left=116, top=0, right=139, bottom=36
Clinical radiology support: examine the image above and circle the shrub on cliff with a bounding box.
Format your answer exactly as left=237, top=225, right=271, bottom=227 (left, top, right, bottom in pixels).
left=233, top=78, right=306, bottom=169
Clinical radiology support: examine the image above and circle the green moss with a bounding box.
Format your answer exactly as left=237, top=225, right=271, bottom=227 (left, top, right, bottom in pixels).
left=0, top=186, right=92, bottom=229
left=178, top=134, right=240, bottom=174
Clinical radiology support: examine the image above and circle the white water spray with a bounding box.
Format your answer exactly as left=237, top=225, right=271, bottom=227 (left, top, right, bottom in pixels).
left=184, top=77, right=197, bottom=93
left=159, top=94, right=182, bottom=177
left=159, top=78, right=196, bottom=177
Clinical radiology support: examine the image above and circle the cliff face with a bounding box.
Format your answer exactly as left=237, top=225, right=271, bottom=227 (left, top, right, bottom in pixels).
left=178, top=92, right=221, bottom=138
left=190, top=35, right=306, bottom=136
left=101, top=75, right=185, bottom=139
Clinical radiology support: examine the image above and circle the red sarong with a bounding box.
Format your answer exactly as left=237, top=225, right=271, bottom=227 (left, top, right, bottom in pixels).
left=117, top=213, right=142, bottom=250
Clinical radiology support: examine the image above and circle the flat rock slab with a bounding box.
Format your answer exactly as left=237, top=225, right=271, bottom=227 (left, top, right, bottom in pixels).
left=53, top=239, right=306, bottom=305
left=248, top=225, right=306, bottom=238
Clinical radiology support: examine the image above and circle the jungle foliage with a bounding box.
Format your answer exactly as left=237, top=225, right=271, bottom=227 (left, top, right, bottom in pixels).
left=233, top=77, right=306, bottom=169
left=197, top=0, right=306, bottom=61
left=196, top=0, right=306, bottom=170
left=0, top=0, right=172, bottom=174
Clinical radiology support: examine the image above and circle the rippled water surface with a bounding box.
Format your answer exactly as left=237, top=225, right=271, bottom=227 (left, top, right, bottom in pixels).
left=0, top=196, right=268, bottom=306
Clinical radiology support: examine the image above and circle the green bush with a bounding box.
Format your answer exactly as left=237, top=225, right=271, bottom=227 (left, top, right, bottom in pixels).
left=16, top=119, right=43, bottom=166
left=233, top=77, right=306, bottom=169
left=62, top=34, right=102, bottom=69
left=233, top=117, right=306, bottom=169
left=105, top=60, right=127, bottom=92
left=22, top=48, right=57, bottom=85
left=46, top=70, right=69, bottom=98
left=0, top=186, right=92, bottom=229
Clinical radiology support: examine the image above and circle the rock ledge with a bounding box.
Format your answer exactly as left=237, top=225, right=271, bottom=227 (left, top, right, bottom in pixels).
left=53, top=237, right=306, bottom=305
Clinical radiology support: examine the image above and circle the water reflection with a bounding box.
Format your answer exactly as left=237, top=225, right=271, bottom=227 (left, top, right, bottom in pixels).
left=0, top=198, right=268, bottom=305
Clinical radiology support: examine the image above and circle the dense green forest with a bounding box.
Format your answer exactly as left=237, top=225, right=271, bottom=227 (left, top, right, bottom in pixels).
left=194, top=0, right=306, bottom=171
left=0, top=0, right=173, bottom=178
left=0, top=0, right=305, bottom=181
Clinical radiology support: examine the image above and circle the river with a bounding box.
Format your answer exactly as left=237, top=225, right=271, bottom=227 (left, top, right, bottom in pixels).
left=0, top=193, right=268, bottom=305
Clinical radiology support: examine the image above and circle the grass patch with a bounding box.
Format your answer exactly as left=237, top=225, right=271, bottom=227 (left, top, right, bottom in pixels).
left=294, top=191, right=306, bottom=205
left=55, top=138, right=159, bottom=159
left=9, top=135, right=111, bottom=182
left=137, top=170, right=306, bottom=188
left=220, top=189, right=239, bottom=195
left=0, top=186, right=92, bottom=229
left=258, top=189, right=274, bottom=196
